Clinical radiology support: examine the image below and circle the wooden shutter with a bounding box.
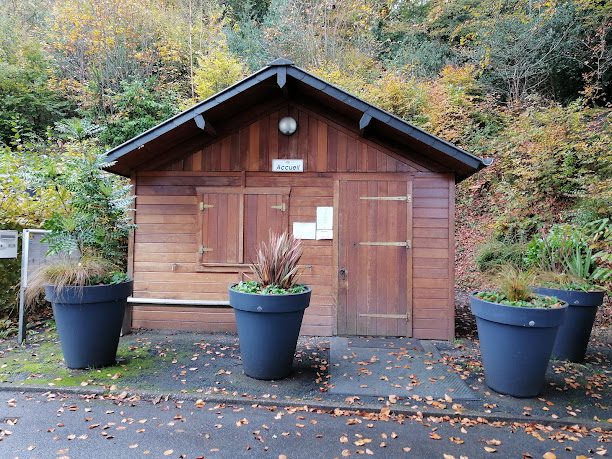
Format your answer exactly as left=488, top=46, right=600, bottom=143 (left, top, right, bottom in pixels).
left=199, top=191, right=242, bottom=264
left=244, top=192, right=289, bottom=263
left=197, top=187, right=289, bottom=266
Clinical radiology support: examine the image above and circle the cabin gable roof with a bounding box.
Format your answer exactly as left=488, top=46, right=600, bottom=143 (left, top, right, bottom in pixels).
left=104, top=59, right=490, bottom=180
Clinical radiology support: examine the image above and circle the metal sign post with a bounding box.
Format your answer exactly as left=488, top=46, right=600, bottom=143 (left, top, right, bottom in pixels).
left=17, top=229, right=49, bottom=344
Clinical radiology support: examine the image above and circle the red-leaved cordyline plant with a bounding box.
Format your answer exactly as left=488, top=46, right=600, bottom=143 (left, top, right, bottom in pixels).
left=251, top=231, right=303, bottom=289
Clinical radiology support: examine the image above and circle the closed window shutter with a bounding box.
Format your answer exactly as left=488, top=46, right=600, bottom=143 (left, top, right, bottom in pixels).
left=243, top=193, right=289, bottom=263
left=198, top=187, right=289, bottom=265
left=200, top=192, right=242, bottom=263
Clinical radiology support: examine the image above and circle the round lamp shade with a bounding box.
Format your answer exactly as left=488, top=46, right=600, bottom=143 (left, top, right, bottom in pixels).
left=278, top=116, right=297, bottom=135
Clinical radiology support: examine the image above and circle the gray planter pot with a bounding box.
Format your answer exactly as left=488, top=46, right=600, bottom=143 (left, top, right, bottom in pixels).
left=532, top=287, right=605, bottom=363
left=45, top=281, right=133, bottom=369
left=470, top=293, right=567, bottom=397
left=228, top=285, right=311, bottom=380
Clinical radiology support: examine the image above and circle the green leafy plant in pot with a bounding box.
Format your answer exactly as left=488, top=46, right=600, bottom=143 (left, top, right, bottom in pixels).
left=228, top=231, right=311, bottom=380
left=470, top=266, right=567, bottom=397
left=526, top=220, right=610, bottom=362
left=25, top=151, right=134, bottom=369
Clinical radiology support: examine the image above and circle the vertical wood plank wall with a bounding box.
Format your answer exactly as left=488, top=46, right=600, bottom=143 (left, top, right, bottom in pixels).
left=129, top=103, right=455, bottom=339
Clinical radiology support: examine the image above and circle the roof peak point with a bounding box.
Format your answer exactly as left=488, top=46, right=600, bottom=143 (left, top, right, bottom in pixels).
left=267, top=57, right=294, bottom=66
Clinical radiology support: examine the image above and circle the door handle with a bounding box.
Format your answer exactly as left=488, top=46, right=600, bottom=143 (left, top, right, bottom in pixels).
left=339, top=268, right=347, bottom=280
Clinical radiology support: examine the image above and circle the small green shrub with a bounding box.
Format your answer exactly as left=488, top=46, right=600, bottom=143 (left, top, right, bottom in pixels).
left=492, top=214, right=544, bottom=243
left=475, top=240, right=526, bottom=272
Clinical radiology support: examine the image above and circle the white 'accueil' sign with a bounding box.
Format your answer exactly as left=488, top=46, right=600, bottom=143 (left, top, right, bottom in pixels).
left=272, top=159, right=304, bottom=173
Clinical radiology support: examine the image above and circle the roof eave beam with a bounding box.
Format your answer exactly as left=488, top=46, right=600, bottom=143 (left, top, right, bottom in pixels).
left=194, top=114, right=217, bottom=137
left=359, top=112, right=372, bottom=136
left=277, top=67, right=289, bottom=98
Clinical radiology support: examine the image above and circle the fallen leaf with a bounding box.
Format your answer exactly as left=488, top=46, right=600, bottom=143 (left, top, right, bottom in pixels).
left=354, top=438, right=372, bottom=446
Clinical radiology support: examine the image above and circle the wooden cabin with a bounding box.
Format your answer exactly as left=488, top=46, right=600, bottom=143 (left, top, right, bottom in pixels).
left=105, top=58, right=488, bottom=340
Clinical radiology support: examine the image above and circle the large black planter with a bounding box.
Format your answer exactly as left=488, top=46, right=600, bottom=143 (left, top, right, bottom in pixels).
left=228, top=285, right=311, bottom=380
left=533, top=287, right=604, bottom=363
left=470, top=293, right=567, bottom=397
left=45, top=281, right=133, bottom=369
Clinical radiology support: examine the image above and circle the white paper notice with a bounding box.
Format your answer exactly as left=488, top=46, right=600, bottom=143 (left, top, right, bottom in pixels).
left=315, top=229, right=333, bottom=240
left=316, top=207, right=333, bottom=230
left=293, top=222, right=316, bottom=240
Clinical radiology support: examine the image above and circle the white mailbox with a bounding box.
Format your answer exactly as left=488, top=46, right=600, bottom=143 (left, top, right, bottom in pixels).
left=0, top=230, right=18, bottom=258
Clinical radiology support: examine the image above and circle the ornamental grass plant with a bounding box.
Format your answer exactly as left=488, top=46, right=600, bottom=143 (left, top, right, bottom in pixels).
left=475, top=265, right=563, bottom=309
left=233, top=231, right=306, bottom=295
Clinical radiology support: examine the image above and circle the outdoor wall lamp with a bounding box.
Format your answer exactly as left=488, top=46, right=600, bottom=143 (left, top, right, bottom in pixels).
left=278, top=116, right=297, bottom=135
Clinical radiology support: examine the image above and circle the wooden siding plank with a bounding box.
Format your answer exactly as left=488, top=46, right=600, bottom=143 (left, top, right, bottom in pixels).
left=412, top=238, right=449, bottom=249
left=316, top=120, right=327, bottom=172
left=413, top=257, right=448, bottom=268
left=413, top=218, right=449, bottom=228
left=413, top=187, right=449, bottom=198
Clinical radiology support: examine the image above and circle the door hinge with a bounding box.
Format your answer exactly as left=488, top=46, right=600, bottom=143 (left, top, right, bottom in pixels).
left=271, top=203, right=287, bottom=212
left=199, top=246, right=213, bottom=254
left=359, top=240, right=411, bottom=248
left=360, top=195, right=411, bottom=202
left=199, top=202, right=214, bottom=211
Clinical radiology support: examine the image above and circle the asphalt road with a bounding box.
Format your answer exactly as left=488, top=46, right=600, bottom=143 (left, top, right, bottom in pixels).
left=0, top=391, right=608, bottom=458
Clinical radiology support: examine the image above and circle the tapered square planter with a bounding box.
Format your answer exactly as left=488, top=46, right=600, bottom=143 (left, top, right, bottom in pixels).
left=45, top=281, right=133, bottom=369
left=533, top=287, right=605, bottom=363
left=228, top=285, right=311, bottom=380
left=470, top=293, right=567, bottom=397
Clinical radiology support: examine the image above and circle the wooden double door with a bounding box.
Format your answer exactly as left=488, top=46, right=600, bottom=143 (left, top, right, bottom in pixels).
left=337, top=179, right=413, bottom=337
